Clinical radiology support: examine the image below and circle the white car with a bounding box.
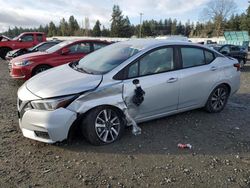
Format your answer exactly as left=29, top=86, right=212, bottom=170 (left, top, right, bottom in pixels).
left=17, top=39, right=241, bottom=145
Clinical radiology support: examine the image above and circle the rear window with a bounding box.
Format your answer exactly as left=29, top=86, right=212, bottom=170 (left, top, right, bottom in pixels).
left=37, top=34, right=43, bottom=42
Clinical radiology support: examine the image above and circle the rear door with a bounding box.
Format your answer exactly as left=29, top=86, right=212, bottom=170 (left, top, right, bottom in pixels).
left=178, top=46, right=219, bottom=109
left=122, top=46, right=180, bottom=120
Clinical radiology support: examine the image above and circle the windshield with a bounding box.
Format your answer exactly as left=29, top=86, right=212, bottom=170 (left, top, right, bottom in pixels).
left=77, top=42, right=141, bottom=74
left=46, top=40, right=72, bottom=53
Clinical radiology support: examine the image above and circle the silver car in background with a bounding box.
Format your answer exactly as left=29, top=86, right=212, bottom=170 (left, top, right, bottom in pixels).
left=17, top=39, right=240, bottom=145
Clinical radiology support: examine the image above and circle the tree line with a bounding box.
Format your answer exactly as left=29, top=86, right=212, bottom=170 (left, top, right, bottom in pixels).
left=1, top=3, right=250, bottom=38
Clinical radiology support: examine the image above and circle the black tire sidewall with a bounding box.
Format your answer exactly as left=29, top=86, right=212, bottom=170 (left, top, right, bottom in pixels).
left=81, top=106, right=125, bottom=145
left=33, top=65, right=51, bottom=76
left=205, top=85, right=229, bottom=113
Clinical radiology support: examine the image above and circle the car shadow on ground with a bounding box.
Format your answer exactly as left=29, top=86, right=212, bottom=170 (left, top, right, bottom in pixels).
left=54, top=93, right=250, bottom=156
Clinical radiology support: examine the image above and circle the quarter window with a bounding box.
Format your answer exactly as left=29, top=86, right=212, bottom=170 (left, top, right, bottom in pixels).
left=127, top=47, right=174, bottom=78
left=181, top=48, right=205, bottom=68
left=204, top=50, right=215, bottom=64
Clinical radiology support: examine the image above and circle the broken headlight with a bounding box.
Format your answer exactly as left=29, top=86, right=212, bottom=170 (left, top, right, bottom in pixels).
left=31, top=95, right=76, bottom=111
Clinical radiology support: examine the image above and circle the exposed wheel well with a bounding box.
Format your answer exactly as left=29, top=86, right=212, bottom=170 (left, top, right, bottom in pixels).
left=67, top=105, right=126, bottom=142
left=31, top=64, right=53, bottom=76
left=0, top=47, right=13, bottom=59
left=220, top=83, right=231, bottom=95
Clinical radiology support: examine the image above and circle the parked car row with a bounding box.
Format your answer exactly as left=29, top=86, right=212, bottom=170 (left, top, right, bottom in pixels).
left=15, top=39, right=241, bottom=145
left=206, top=44, right=248, bottom=68
left=0, top=32, right=46, bottom=59
left=9, top=39, right=111, bottom=79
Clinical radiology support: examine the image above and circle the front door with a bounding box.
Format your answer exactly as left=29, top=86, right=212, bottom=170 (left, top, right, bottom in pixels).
left=122, top=47, right=180, bottom=120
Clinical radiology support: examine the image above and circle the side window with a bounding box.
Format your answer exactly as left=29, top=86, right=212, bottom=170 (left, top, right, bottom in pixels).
left=220, top=46, right=230, bottom=53
left=204, top=50, right=215, bottom=64
left=181, top=48, right=205, bottom=68
left=127, top=47, right=174, bottom=78
left=21, top=34, right=34, bottom=42
left=69, top=42, right=91, bottom=54
left=128, top=62, right=139, bottom=78
left=93, top=43, right=108, bottom=51
left=230, top=46, right=239, bottom=51
left=37, top=43, right=55, bottom=51
left=37, top=34, right=43, bottom=42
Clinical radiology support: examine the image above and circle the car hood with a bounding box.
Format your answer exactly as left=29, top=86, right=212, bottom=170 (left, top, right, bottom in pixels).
left=0, top=35, right=11, bottom=41
left=25, top=64, right=103, bottom=98
left=7, top=49, right=20, bottom=56
left=12, top=51, right=49, bottom=62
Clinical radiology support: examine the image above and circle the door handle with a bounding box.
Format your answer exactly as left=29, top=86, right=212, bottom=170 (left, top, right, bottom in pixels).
left=210, top=66, right=217, bottom=71
left=167, top=78, right=178, bottom=83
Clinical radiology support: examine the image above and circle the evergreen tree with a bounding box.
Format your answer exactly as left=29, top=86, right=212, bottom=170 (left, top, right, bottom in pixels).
left=92, top=20, right=101, bottom=37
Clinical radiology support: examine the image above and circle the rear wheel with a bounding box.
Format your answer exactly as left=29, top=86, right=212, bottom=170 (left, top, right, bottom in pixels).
left=205, top=85, right=230, bottom=113
left=81, top=106, right=125, bottom=145
left=32, top=65, right=52, bottom=76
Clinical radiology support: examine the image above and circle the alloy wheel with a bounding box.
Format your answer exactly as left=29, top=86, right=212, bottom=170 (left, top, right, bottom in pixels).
left=211, top=87, right=227, bottom=111
left=95, top=109, right=121, bottom=143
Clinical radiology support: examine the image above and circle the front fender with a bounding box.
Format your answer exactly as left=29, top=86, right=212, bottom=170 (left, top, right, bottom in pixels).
left=67, top=82, right=127, bottom=114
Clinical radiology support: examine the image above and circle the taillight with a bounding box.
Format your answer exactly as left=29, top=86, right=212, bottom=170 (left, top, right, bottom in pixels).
left=233, top=63, right=240, bottom=71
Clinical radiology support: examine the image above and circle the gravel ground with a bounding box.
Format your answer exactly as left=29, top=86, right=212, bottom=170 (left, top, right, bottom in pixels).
left=0, top=59, right=250, bottom=188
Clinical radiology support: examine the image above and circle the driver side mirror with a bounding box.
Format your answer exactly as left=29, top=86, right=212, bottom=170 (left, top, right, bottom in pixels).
left=61, top=48, right=70, bottom=55
left=18, top=38, right=22, bottom=42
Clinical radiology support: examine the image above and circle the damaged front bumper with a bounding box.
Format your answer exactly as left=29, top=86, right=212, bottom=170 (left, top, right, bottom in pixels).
left=19, top=108, right=77, bottom=143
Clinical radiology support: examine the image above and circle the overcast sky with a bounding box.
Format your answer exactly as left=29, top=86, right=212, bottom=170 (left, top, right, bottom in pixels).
left=0, top=0, right=248, bottom=32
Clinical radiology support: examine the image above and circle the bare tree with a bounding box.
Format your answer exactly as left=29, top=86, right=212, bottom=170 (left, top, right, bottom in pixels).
left=202, top=0, right=237, bottom=37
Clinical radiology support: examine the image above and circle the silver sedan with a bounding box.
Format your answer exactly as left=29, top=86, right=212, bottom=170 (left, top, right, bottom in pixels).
left=17, top=39, right=240, bottom=145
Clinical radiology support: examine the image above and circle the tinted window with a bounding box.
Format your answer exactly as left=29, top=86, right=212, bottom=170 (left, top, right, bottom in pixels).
left=127, top=47, right=174, bottom=78
left=93, top=43, right=108, bottom=51
left=69, top=42, right=91, bottom=54
left=21, top=34, right=34, bottom=42
left=231, top=46, right=240, bottom=51
left=181, top=48, right=205, bottom=68
left=204, top=50, right=215, bottom=64
left=220, top=46, right=230, bottom=53
left=37, top=43, right=57, bottom=51
left=37, top=34, right=43, bottom=42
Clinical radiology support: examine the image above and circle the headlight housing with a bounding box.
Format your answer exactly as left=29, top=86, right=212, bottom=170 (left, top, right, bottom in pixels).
left=14, top=60, right=32, bottom=67
left=30, top=95, right=76, bottom=111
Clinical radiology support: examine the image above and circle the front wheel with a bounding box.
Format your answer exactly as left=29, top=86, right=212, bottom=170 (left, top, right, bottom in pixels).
left=81, top=107, right=125, bottom=145
left=205, top=85, right=230, bottom=113
left=32, top=65, right=51, bottom=76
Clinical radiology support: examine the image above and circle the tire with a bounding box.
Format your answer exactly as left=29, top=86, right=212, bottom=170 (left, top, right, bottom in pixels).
left=0, top=47, right=12, bottom=60
left=32, top=65, right=51, bottom=76
left=81, top=106, right=125, bottom=145
left=205, top=84, right=230, bottom=113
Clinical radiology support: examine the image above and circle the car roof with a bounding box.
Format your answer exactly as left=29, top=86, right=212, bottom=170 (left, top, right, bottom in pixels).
left=119, top=39, right=212, bottom=51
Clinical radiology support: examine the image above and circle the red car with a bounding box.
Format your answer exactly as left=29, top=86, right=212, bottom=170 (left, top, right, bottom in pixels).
left=0, top=32, right=46, bottom=59
left=10, top=40, right=110, bottom=80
